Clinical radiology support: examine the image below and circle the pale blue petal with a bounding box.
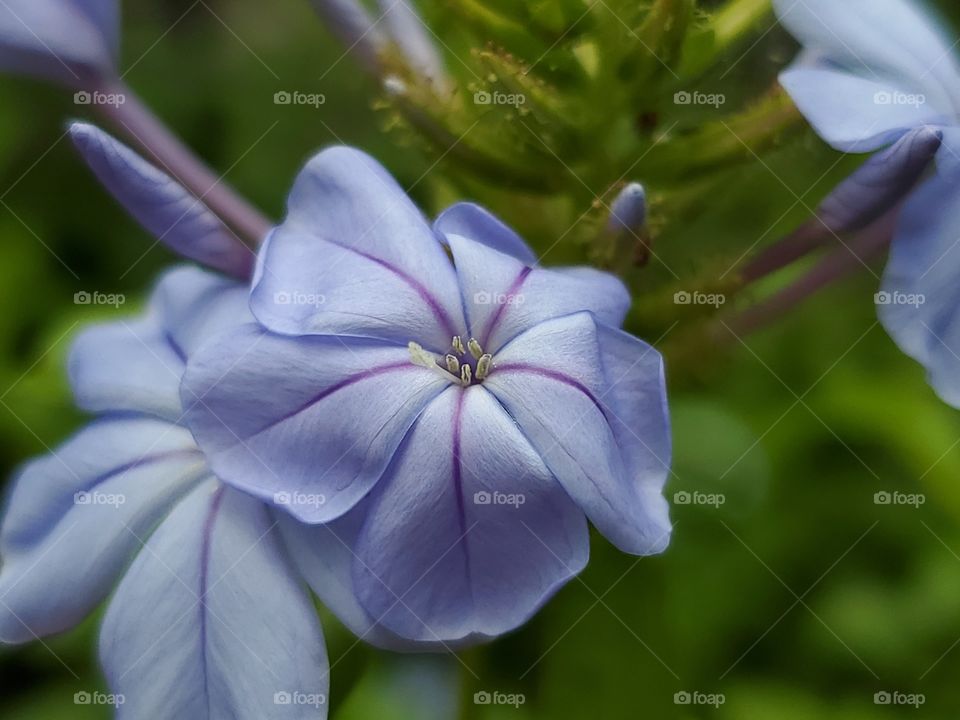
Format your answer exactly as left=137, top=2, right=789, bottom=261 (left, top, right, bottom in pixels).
left=101, top=482, right=328, bottom=720
left=69, top=266, right=249, bottom=422
left=251, top=146, right=465, bottom=350
left=0, top=0, right=117, bottom=86
left=434, top=203, right=538, bottom=265
left=484, top=313, right=672, bottom=555
left=70, top=123, right=255, bottom=279
left=181, top=325, right=448, bottom=522
left=880, top=174, right=960, bottom=407
left=276, top=504, right=447, bottom=652
left=779, top=62, right=945, bottom=152
left=0, top=417, right=205, bottom=643
left=448, top=234, right=630, bottom=352
left=774, top=0, right=960, bottom=118
left=353, top=386, right=589, bottom=642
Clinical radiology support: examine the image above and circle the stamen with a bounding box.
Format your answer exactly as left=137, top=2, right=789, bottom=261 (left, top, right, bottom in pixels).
left=452, top=336, right=466, bottom=355
left=461, top=364, right=472, bottom=385
left=408, top=342, right=461, bottom=384
left=476, top=354, right=493, bottom=380
left=467, top=338, right=483, bottom=360
left=445, top=354, right=461, bottom=374
left=408, top=342, right=437, bottom=369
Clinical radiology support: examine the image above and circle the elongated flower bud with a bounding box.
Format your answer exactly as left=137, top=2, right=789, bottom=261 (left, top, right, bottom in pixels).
left=69, top=122, right=255, bottom=279
left=377, top=0, right=449, bottom=91
left=0, top=0, right=118, bottom=87
left=607, top=183, right=648, bottom=234
left=818, top=126, right=943, bottom=235
left=307, top=0, right=386, bottom=73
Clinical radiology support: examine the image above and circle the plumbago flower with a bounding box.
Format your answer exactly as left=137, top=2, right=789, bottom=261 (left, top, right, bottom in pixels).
left=0, top=267, right=332, bottom=719
left=0, top=127, right=437, bottom=719
left=774, top=0, right=960, bottom=406
left=182, top=146, right=673, bottom=643
left=0, top=0, right=117, bottom=87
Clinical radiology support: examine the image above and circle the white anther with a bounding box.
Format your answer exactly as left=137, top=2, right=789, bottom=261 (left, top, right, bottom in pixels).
left=461, top=364, right=472, bottom=385
left=452, top=336, right=466, bottom=355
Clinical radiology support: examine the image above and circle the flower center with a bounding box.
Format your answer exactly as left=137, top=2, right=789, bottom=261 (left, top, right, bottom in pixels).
left=408, top=335, right=493, bottom=386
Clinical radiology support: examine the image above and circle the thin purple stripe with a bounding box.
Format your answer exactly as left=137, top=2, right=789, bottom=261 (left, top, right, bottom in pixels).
left=450, top=390, right=472, bottom=577
left=81, top=448, right=202, bottom=493
left=241, top=361, right=417, bottom=440
left=479, top=266, right=532, bottom=348
left=346, top=244, right=458, bottom=337
left=198, top=484, right=227, bottom=715
left=493, top=362, right=605, bottom=414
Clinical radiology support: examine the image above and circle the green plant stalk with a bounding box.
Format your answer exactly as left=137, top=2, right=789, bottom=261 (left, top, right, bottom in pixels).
left=639, top=85, right=804, bottom=181
left=679, top=0, right=773, bottom=79
left=712, top=0, right=773, bottom=51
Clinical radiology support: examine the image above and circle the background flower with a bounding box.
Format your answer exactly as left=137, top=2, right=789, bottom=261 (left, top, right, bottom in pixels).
left=0, top=0, right=118, bottom=87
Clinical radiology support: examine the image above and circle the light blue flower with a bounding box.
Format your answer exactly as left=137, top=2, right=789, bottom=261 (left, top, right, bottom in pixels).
left=181, top=146, right=673, bottom=644
left=0, top=269, right=331, bottom=718
left=0, top=0, right=118, bottom=87
left=774, top=0, right=960, bottom=406
left=774, top=0, right=960, bottom=162
left=0, top=262, right=448, bottom=717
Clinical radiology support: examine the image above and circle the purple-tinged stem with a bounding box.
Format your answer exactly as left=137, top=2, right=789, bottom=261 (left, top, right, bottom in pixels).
left=725, top=208, right=898, bottom=336
left=739, top=221, right=828, bottom=283
left=92, top=77, right=272, bottom=245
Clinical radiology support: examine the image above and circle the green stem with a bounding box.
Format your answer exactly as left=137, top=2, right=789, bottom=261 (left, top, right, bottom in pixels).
left=711, top=0, right=773, bottom=52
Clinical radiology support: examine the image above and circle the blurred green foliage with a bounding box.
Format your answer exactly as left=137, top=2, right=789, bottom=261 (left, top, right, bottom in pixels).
left=3, top=0, right=960, bottom=718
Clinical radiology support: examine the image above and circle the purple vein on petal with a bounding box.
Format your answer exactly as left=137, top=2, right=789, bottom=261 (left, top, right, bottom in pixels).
left=81, top=449, right=203, bottom=495
left=198, top=484, right=227, bottom=717
left=479, top=267, right=532, bottom=348
left=332, top=240, right=458, bottom=338
left=451, top=390, right=473, bottom=588
left=238, top=361, right=419, bottom=442
left=493, top=363, right=605, bottom=415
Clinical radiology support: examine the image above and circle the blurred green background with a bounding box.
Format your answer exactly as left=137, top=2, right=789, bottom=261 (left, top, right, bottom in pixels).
left=3, top=0, right=960, bottom=717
